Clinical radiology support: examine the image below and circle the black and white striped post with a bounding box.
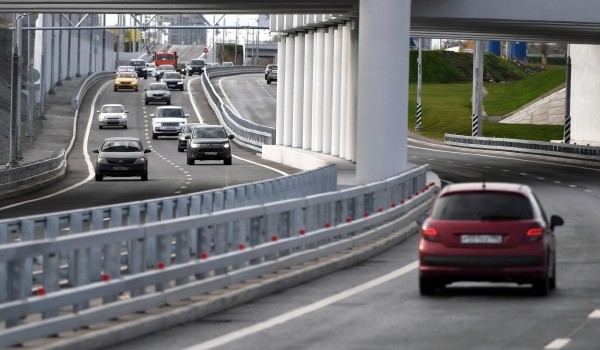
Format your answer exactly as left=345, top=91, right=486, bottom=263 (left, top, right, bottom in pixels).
left=415, top=38, right=423, bottom=131
left=564, top=44, right=571, bottom=144
left=471, top=40, right=484, bottom=137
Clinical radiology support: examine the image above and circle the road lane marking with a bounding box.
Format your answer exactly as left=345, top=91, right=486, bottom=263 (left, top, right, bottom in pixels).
left=187, top=76, right=204, bottom=123
left=589, top=310, right=600, bottom=318
left=544, top=338, right=571, bottom=349
left=183, top=260, right=418, bottom=350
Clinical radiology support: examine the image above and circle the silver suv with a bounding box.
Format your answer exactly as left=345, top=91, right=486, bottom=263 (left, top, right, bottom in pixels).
left=150, top=106, right=189, bottom=139
left=144, top=82, right=171, bottom=105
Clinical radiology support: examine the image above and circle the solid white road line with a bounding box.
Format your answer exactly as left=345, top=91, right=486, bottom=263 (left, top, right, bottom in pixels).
left=183, top=260, right=419, bottom=350
left=544, top=338, right=571, bottom=349
left=187, top=76, right=204, bottom=123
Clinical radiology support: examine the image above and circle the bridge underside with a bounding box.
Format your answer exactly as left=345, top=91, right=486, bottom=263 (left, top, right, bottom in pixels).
left=2, top=1, right=600, bottom=43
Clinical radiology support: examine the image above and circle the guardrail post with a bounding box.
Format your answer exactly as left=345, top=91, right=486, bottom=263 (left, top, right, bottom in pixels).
left=68, top=212, right=90, bottom=312
left=145, top=202, right=159, bottom=269
left=89, top=210, right=104, bottom=281
left=156, top=200, right=173, bottom=292
left=213, top=192, right=228, bottom=275
left=103, top=208, right=122, bottom=304
left=175, top=197, right=191, bottom=286
left=128, top=204, right=145, bottom=297
left=189, top=195, right=201, bottom=257
left=0, top=223, right=6, bottom=304
left=42, top=216, right=60, bottom=320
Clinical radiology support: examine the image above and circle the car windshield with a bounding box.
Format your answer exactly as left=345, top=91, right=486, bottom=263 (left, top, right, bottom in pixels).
left=158, top=65, right=175, bottom=71
left=130, top=60, right=145, bottom=67
left=101, top=140, right=142, bottom=152
left=117, top=73, right=137, bottom=79
left=163, top=73, right=180, bottom=79
left=148, top=84, right=168, bottom=91
left=191, top=60, right=205, bottom=65
left=102, top=105, right=124, bottom=113
left=157, top=108, right=184, bottom=118
left=182, top=125, right=196, bottom=133
left=431, top=192, right=534, bottom=221
left=193, top=128, right=226, bottom=138
left=146, top=63, right=156, bottom=68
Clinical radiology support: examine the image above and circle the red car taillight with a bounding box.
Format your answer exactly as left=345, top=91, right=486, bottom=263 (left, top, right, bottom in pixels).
left=421, top=226, right=439, bottom=242
left=526, top=226, right=544, bottom=242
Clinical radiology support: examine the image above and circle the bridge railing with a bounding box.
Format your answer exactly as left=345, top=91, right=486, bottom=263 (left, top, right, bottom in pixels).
left=445, top=133, right=600, bottom=161
left=0, top=164, right=433, bottom=347
left=201, top=66, right=276, bottom=152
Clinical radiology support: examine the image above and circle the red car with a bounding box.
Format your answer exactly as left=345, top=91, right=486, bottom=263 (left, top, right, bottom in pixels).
left=418, top=182, right=564, bottom=296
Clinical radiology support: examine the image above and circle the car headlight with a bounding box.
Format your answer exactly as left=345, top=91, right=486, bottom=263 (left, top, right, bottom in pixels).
left=190, top=143, right=200, bottom=149
left=177, top=81, right=183, bottom=84
left=223, top=143, right=230, bottom=149
left=97, top=157, right=108, bottom=164
left=115, top=80, right=122, bottom=84
left=133, top=157, right=146, bottom=165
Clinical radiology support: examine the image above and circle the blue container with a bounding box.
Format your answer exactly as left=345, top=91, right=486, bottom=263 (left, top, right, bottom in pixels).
left=510, top=42, right=527, bottom=60
left=487, top=41, right=501, bottom=56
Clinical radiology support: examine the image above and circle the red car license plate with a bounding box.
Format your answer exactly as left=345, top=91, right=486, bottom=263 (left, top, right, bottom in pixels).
left=460, top=234, right=502, bottom=244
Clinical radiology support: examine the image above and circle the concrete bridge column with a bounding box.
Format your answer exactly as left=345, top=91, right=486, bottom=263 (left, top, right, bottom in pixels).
left=283, top=35, right=295, bottom=146
left=339, top=23, right=351, bottom=160
left=356, top=0, right=410, bottom=183
left=331, top=25, right=343, bottom=156
left=312, top=28, right=326, bottom=152
left=275, top=38, right=286, bottom=145
left=292, top=33, right=305, bottom=148
left=570, top=44, right=600, bottom=146
left=302, top=31, right=315, bottom=150
left=346, top=22, right=358, bottom=162
left=322, top=27, right=335, bottom=154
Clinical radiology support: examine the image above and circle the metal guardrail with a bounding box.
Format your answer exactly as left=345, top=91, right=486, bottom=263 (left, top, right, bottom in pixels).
left=0, top=164, right=433, bottom=347
left=0, top=149, right=66, bottom=200
left=444, top=133, right=600, bottom=161
left=70, top=72, right=115, bottom=110
left=201, top=66, right=276, bottom=153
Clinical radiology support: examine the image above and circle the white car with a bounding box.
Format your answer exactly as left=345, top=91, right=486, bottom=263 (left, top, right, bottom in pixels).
left=97, top=104, right=128, bottom=129
left=150, top=106, right=189, bottom=139
left=145, top=62, right=157, bottom=77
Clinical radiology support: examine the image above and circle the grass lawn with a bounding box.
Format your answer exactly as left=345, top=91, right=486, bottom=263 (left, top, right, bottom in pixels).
left=408, top=65, right=565, bottom=141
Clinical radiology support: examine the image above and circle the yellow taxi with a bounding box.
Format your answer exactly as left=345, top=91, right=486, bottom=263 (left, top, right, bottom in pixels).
left=114, top=72, right=139, bottom=92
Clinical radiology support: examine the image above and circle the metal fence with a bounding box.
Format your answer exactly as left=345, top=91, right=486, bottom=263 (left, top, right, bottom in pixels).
left=445, top=133, right=600, bottom=161
left=0, top=164, right=433, bottom=347
left=201, top=66, right=276, bottom=152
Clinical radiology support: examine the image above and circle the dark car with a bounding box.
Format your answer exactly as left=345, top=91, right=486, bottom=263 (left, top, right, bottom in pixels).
left=93, top=137, right=151, bottom=181
left=186, top=124, right=234, bottom=165
left=266, top=66, right=277, bottom=84
left=129, top=59, right=148, bottom=79
left=177, top=123, right=203, bottom=152
left=418, top=182, right=564, bottom=296
left=161, top=72, right=185, bottom=91
left=144, top=82, right=171, bottom=105
left=186, top=59, right=206, bottom=76
left=264, top=64, right=277, bottom=80
left=155, top=64, right=176, bottom=81
left=176, top=62, right=187, bottom=75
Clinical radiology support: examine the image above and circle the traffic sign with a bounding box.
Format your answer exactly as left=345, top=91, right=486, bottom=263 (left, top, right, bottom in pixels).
left=26, top=69, right=41, bottom=82
left=203, top=47, right=209, bottom=53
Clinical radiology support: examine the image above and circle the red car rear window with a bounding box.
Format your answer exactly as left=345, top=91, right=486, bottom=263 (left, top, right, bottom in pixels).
left=431, top=192, right=534, bottom=221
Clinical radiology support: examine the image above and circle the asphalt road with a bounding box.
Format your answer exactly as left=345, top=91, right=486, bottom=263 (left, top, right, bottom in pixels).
left=103, top=76, right=600, bottom=350
left=4, top=72, right=600, bottom=350
left=0, top=72, right=296, bottom=220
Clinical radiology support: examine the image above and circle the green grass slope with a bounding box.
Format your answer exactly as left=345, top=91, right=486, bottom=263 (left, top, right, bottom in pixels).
left=407, top=50, right=565, bottom=141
